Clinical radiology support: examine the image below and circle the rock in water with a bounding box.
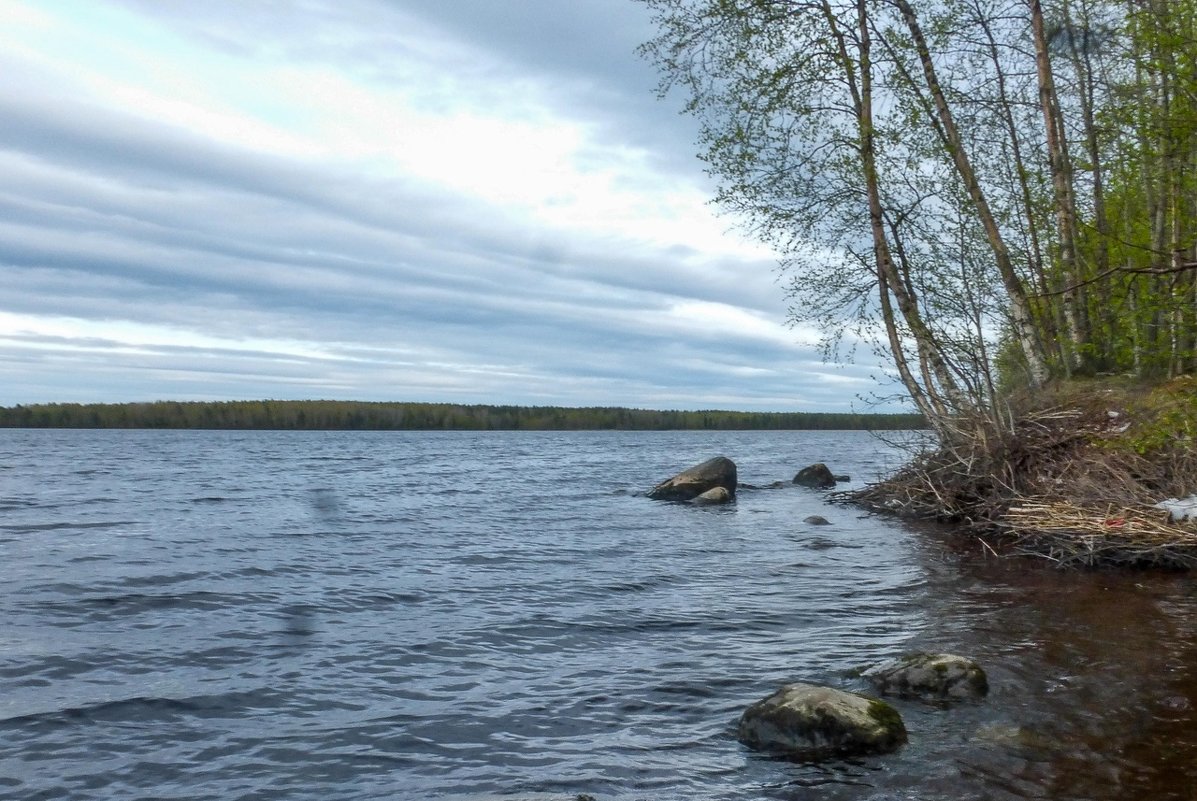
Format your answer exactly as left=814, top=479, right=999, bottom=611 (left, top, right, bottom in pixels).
left=863, top=653, right=988, bottom=702
left=737, top=682, right=906, bottom=758
left=648, top=456, right=737, bottom=501
left=693, top=486, right=732, bottom=505
left=803, top=515, right=830, bottom=525
left=793, top=463, right=837, bottom=489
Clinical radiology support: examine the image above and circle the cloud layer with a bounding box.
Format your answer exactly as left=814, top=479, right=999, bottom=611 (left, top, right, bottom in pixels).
left=0, top=0, right=889, bottom=411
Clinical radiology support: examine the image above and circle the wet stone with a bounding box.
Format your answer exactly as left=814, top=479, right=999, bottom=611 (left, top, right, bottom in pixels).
left=648, top=456, right=737, bottom=501
left=793, top=463, right=837, bottom=489
left=737, top=682, right=907, bottom=759
left=863, top=653, right=988, bottom=702
left=693, top=486, right=732, bottom=505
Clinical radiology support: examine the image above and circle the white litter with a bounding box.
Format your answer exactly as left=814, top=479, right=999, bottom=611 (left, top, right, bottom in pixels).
left=1154, top=495, right=1197, bottom=522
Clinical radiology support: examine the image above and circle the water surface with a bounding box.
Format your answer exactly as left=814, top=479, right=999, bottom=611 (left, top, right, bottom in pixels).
left=2, top=429, right=1196, bottom=800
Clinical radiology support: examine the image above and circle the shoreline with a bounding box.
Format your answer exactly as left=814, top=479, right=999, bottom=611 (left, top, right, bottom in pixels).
left=841, top=377, right=1197, bottom=569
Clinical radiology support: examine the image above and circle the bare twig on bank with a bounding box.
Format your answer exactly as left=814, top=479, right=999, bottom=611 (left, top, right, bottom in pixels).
left=841, top=381, right=1197, bottom=569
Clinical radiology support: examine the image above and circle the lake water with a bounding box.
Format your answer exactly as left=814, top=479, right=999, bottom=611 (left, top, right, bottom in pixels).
left=2, top=429, right=1197, bottom=801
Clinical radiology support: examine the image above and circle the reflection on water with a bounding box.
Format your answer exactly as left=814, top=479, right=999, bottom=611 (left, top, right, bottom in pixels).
left=884, top=526, right=1197, bottom=801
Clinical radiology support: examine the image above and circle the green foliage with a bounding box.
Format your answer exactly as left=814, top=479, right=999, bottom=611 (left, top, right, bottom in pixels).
left=641, top=0, right=1197, bottom=427
left=0, top=400, right=926, bottom=431
left=1104, top=377, right=1197, bottom=457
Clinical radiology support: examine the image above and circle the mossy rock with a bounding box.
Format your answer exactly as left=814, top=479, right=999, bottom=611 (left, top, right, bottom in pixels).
left=863, top=652, right=988, bottom=702
left=737, top=682, right=907, bottom=759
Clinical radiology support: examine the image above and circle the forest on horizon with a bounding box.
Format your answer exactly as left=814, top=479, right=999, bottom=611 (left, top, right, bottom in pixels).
left=0, top=400, right=925, bottom=431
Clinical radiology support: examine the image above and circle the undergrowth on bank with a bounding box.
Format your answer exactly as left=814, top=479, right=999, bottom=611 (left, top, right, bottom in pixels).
left=847, top=377, right=1197, bottom=569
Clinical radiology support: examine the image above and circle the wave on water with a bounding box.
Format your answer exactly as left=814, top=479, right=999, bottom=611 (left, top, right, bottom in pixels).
left=3, top=429, right=1197, bottom=800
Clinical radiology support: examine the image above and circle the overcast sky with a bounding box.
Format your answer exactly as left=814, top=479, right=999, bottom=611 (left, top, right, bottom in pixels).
left=0, top=0, right=892, bottom=412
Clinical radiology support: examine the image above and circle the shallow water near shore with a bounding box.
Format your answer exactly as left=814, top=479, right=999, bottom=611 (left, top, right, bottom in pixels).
left=2, top=428, right=1197, bottom=800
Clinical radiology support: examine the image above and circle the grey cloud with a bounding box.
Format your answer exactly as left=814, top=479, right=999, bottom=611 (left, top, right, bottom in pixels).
left=377, top=0, right=707, bottom=173
left=110, top=0, right=705, bottom=176
left=0, top=86, right=778, bottom=322
left=0, top=333, right=880, bottom=410
left=0, top=1, right=901, bottom=411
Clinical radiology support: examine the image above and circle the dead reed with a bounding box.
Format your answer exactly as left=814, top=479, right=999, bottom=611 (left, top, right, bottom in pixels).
left=844, top=380, right=1197, bottom=569
left=995, top=500, right=1197, bottom=568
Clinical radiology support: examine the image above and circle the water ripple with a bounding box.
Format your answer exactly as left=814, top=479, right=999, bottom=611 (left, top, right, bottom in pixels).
left=2, top=429, right=1196, bottom=801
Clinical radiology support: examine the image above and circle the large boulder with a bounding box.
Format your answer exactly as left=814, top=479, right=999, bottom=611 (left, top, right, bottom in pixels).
left=863, top=653, right=988, bottom=702
left=737, top=682, right=906, bottom=759
left=648, top=456, right=737, bottom=501
left=793, top=463, right=837, bottom=489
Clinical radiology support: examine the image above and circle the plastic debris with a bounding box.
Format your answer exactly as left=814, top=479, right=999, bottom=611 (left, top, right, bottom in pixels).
left=1154, top=495, right=1197, bottom=522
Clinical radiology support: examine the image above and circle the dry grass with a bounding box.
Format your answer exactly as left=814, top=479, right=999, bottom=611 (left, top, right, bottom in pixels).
left=997, top=500, right=1197, bottom=568
left=845, top=378, right=1197, bottom=569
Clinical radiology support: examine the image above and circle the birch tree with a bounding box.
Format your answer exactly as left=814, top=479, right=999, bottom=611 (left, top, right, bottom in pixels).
left=641, top=0, right=1197, bottom=430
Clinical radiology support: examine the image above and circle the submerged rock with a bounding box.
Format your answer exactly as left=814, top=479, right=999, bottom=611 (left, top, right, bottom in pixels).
left=694, top=486, right=732, bottom=505
left=803, top=515, right=831, bottom=525
left=793, top=463, right=837, bottom=489
left=863, top=653, right=988, bottom=702
left=648, top=456, right=737, bottom=501
left=737, top=682, right=906, bottom=758
left=971, top=723, right=1060, bottom=757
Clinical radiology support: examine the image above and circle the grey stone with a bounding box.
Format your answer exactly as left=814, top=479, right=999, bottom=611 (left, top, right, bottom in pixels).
left=863, top=653, right=988, bottom=702
left=737, top=682, right=906, bottom=758
left=693, top=486, right=732, bottom=505
left=803, top=515, right=831, bottom=525
left=793, top=463, right=837, bottom=489
left=648, top=456, right=737, bottom=501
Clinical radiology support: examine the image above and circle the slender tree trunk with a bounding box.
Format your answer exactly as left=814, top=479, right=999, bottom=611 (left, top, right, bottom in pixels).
left=877, top=271, right=941, bottom=425
left=1030, top=0, right=1088, bottom=372
left=972, top=2, right=1064, bottom=367
left=821, top=0, right=965, bottom=432
left=893, top=0, right=1051, bottom=386
left=1151, top=58, right=1171, bottom=376
left=1061, top=0, right=1115, bottom=368
left=1129, top=276, right=1143, bottom=375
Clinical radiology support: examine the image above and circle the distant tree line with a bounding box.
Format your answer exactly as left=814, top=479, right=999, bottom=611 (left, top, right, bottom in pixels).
left=0, top=401, right=926, bottom=431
